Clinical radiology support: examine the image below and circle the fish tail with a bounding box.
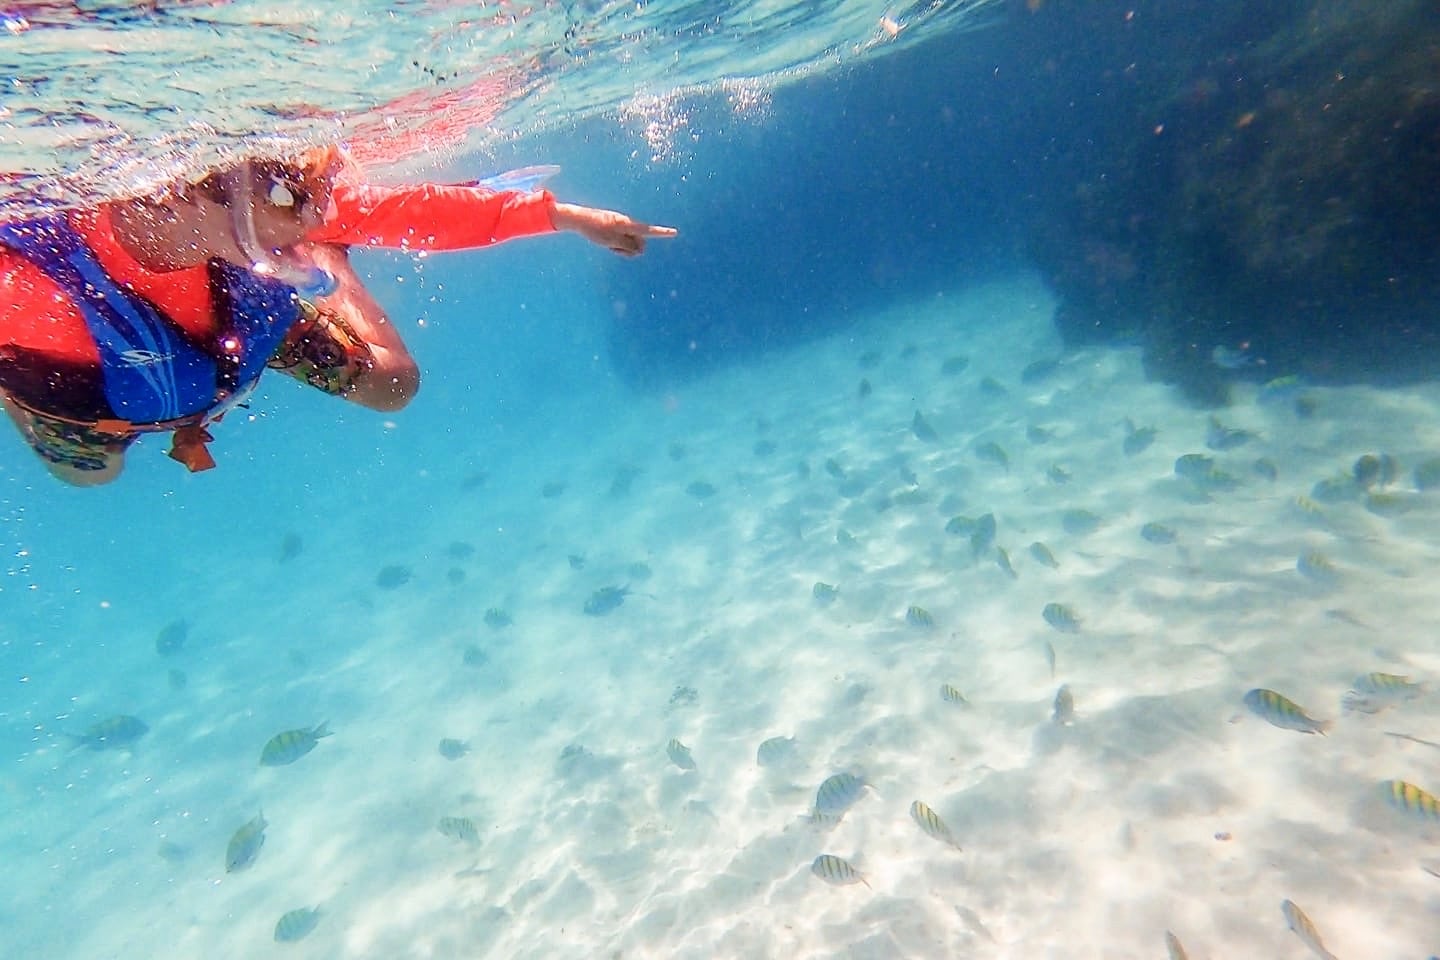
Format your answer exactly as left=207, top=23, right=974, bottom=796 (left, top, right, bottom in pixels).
left=313, top=721, right=332, bottom=739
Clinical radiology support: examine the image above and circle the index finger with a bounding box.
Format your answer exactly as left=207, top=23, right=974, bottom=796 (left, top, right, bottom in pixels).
left=641, top=224, right=679, bottom=238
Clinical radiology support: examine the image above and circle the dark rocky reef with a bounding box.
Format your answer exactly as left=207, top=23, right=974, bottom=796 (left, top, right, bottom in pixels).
left=1028, top=0, right=1440, bottom=402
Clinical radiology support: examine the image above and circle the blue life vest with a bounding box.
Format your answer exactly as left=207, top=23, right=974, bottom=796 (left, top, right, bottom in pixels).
left=0, top=213, right=300, bottom=425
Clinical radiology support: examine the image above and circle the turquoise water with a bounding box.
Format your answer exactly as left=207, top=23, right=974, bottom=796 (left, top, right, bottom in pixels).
left=5, top=3, right=1440, bottom=958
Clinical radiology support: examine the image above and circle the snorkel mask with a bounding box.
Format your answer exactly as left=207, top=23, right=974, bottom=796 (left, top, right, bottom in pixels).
left=226, top=159, right=337, bottom=298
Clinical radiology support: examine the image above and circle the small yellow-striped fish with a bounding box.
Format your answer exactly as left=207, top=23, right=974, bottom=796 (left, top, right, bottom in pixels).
left=905, top=605, right=935, bottom=629
left=1139, top=522, right=1177, bottom=545
left=1364, top=490, right=1419, bottom=517
left=1052, top=684, right=1075, bottom=725
left=1290, top=495, right=1326, bottom=523
left=974, top=440, right=1009, bottom=470
left=1342, top=672, right=1424, bottom=714
left=1382, top=779, right=1440, bottom=821
left=666, top=738, right=696, bottom=771
left=994, top=546, right=1017, bottom=579
left=815, top=772, right=867, bottom=817
left=756, top=735, right=798, bottom=768
left=909, top=800, right=961, bottom=850
left=1042, top=602, right=1080, bottom=633
left=811, top=853, right=870, bottom=888
left=939, top=684, right=968, bottom=705
left=1243, top=688, right=1330, bottom=734
left=1029, top=541, right=1059, bottom=568
left=259, top=722, right=332, bottom=766
left=1280, top=899, right=1338, bottom=960
left=1296, top=551, right=1338, bottom=584
left=1164, top=930, right=1189, bottom=960
left=437, top=816, right=481, bottom=844
left=1122, top=419, right=1157, bottom=455
left=72, top=714, right=149, bottom=751
left=273, top=905, right=322, bottom=943
left=225, top=812, right=267, bottom=873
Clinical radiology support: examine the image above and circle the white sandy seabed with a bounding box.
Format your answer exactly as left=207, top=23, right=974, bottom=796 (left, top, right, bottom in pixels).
left=8, top=273, right=1440, bottom=959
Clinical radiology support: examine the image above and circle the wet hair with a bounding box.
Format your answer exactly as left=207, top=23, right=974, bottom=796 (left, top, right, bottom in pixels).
left=190, top=147, right=339, bottom=208
left=187, top=159, right=298, bottom=207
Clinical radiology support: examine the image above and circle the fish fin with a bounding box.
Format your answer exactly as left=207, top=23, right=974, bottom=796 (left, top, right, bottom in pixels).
left=313, top=720, right=333, bottom=739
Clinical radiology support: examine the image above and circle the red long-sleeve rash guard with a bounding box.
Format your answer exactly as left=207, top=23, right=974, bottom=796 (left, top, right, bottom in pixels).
left=0, top=184, right=559, bottom=369
left=309, top=182, right=558, bottom=251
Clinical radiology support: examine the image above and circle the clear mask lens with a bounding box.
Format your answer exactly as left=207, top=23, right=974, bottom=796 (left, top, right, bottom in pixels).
left=226, top=160, right=335, bottom=298
left=267, top=180, right=297, bottom=208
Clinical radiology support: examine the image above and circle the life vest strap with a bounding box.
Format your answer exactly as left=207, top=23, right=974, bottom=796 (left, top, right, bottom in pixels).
left=5, top=393, right=204, bottom=434
left=5, top=395, right=222, bottom=473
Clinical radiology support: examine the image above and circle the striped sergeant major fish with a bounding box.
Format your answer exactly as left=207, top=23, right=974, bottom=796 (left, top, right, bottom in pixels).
left=225, top=812, right=267, bottom=873
left=1381, top=779, right=1440, bottom=822
left=259, top=722, right=332, bottom=766
left=273, top=905, right=321, bottom=943
left=814, top=772, right=868, bottom=817
left=939, top=684, right=968, bottom=705
left=811, top=853, right=870, bottom=888
left=909, top=800, right=961, bottom=851
left=1242, top=688, right=1330, bottom=734
left=665, top=738, right=696, bottom=771
left=1342, top=672, right=1424, bottom=714
left=1052, top=684, right=1075, bottom=725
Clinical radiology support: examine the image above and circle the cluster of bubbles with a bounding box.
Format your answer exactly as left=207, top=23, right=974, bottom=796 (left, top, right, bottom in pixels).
left=720, top=77, right=773, bottom=123
left=618, top=93, right=695, bottom=166
left=615, top=76, right=773, bottom=168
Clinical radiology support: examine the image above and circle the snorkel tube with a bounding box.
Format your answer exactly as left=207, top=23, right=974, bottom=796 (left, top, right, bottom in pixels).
left=226, top=160, right=336, bottom=298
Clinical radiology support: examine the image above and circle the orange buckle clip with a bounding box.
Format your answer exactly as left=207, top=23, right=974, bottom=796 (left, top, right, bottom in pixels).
left=167, top=425, right=216, bottom=472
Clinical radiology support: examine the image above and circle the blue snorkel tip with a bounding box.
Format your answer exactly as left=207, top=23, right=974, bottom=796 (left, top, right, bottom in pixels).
left=251, top=259, right=336, bottom=298
left=297, top=269, right=338, bottom=299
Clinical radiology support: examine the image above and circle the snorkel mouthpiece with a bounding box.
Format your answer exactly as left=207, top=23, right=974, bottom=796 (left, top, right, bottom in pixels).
left=227, top=160, right=336, bottom=298
left=252, top=252, right=338, bottom=299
